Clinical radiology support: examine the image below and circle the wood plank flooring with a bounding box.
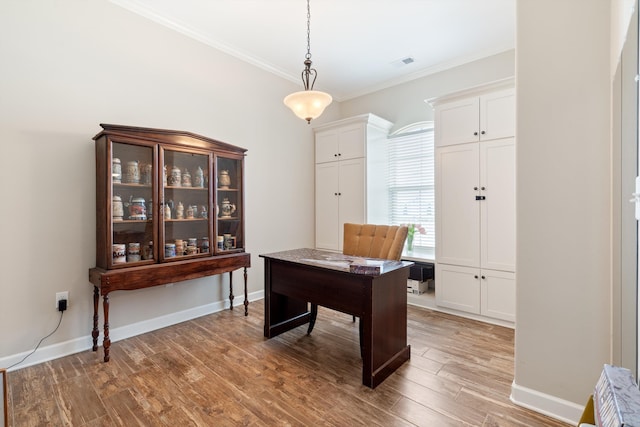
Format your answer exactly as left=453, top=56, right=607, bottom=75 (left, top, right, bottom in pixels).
left=7, top=301, right=570, bottom=426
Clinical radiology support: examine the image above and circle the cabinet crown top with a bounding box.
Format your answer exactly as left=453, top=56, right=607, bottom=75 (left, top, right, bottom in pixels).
left=94, top=124, right=247, bottom=154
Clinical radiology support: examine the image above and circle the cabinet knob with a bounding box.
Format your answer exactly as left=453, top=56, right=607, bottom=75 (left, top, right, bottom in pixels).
left=334, top=154, right=338, bottom=157
left=334, top=192, right=338, bottom=196
left=481, top=131, right=486, bottom=135
left=481, top=186, right=486, bottom=190
left=474, top=186, right=478, bottom=190
left=473, top=132, right=478, bottom=136
left=474, top=275, right=479, bottom=279
left=338, top=153, right=342, bottom=157
left=481, top=275, right=486, bottom=280
left=338, top=192, right=342, bottom=196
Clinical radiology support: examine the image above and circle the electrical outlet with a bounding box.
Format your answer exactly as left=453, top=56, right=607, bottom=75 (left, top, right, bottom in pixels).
left=55, top=291, right=69, bottom=309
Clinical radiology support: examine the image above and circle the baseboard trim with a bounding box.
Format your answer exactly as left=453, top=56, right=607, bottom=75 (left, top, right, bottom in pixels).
left=2, top=290, right=264, bottom=372
left=510, top=380, right=584, bottom=425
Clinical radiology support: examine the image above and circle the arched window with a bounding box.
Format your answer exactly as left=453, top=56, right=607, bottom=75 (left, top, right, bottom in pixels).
left=387, top=121, right=435, bottom=250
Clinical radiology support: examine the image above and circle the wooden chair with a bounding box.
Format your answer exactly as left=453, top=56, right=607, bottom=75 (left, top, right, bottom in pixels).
left=307, top=223, right=409, bottom=342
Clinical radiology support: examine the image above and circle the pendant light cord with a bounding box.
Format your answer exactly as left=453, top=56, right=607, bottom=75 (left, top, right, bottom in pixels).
left=305, top=0, right=312, bottom=61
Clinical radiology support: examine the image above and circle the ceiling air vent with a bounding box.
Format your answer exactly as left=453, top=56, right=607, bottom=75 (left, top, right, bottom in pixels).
left=391, top=56, right=415, bottom=68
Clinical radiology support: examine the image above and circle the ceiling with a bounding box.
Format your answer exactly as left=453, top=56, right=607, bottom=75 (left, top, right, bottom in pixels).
left=111, top=0, right=515, bottom=101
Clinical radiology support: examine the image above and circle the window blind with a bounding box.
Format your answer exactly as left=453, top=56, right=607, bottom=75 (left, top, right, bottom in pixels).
left=387, top=126, right=435, bottom=249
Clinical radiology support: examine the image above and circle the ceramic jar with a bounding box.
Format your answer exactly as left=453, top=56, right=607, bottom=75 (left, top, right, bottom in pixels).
left=176, top=202, right=184, bottom=219
left=219, top=170, right=231, bottom=189
left=128, top=197, right=146, bottom=220
left=112, top=158, right=122, bottom=183
left=168, top=165, right=181, bottom=186
left=165, top=243, right=176, bottom=258
left=193, top=166, right=204, bottom=188
left=125, top=160, right=140, bottom=184
left=219, top=198, right=236, bottom=218
left=201, top=237, right=210, bottom=253
left=112, top=244, right=126, bottom=263
left=127, top=242, right=141, bottom=262
left=112, top=195, right=124, bottom=221
left=182, top=168, right=192, bottom=187
left=142, top=241, right=153, bottom=260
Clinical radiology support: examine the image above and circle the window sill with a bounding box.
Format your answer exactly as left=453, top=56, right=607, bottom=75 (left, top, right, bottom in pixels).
left=401, top=246, right=435, bottom=262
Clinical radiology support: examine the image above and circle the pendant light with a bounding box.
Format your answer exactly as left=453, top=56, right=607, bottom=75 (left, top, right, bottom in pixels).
left=283, top=0, right=332, bottom=124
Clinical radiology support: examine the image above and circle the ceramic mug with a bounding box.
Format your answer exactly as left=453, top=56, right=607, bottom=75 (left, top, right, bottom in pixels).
left=127, top=242, right=141, bottom=262
left=165, top=243, right=176, bottom=258
left=112, top=244, right=126, bottom=263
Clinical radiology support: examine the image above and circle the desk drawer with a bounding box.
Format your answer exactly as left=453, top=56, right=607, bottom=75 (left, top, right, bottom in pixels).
left=270, top=262, right=366, bottom=316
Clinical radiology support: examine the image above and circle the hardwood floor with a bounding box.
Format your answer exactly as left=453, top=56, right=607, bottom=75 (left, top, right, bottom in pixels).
left=8, top=301, right=570, bottom=426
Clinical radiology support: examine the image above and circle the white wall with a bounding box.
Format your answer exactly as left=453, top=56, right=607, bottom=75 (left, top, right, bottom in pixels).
left=340, top=50, right=515, bottom=133
left=512, top=0, right=611, bottom=422
left=0, top=0, right=338, bottom=367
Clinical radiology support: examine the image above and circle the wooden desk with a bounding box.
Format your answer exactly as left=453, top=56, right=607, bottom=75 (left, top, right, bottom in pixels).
left=260, top=248, right=412, bottom=389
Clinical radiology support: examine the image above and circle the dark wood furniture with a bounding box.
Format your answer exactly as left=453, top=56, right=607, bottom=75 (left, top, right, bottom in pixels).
left=89, top=124, right=250, bottom=362
left=261, top=248, right=412, bottom=388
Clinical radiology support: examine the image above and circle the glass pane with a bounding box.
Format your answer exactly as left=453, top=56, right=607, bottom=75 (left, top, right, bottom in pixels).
left=162, top=149, right=211, bottom=260
left=216, top=156, right=243, bottom=252
left=111, top=142, right=155, bottom=266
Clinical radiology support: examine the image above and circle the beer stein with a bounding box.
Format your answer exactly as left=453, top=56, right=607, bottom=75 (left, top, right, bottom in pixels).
left=112, top=158, right=122, bottom=183
left=125, top=160, right=140, bottom=184
left=193, top=166, right=204, bottom=188
left=112, top=195, right=124, bottom=221
left=182, top=168, right=192, bottom=187
left=168, top=165, right=181, bottom=186
left=219, top=170, right=231, bottom=189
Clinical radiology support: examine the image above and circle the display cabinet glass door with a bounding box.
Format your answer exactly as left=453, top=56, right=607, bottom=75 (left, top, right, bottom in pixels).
left=216, top=156, right=243, bottom=252
left=161, top=148, right=211, bottom=260
left=111, top=142, right=155, bottom=268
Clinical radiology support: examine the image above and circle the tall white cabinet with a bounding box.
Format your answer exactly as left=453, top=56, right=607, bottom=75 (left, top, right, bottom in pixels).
left=314, top=114, right=393, bottom=251
left=431, top=79, right=516, bottom=325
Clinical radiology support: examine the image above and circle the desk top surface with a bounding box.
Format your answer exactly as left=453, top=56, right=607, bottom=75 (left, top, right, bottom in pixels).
left=259, top=248, right=413, bottom=275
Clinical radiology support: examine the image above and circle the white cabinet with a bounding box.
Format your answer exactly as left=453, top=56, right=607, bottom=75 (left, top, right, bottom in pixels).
left=435, top=138, right=515, bottom=270
left=435, top=264, right=515, bottom=322
left=315, top=123, right=366, bottom=163
left=435, top=88, right=515, bottom=147
left=431, top=79, right=516, bottom=325
left=315, top=158, right=365, bottom=250
left=314, top=114, right=393, bottom=251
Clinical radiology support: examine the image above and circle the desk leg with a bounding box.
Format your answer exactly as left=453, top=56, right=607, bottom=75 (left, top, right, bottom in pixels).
left=103, top=293, right=111, bottom=362
left=243, top=267, right=249, bottom=316
left=307, top=304, right=318, bottom=335
left=91, top=286, right=99, bottom=351
left=229, top=270, right=234, bottom=310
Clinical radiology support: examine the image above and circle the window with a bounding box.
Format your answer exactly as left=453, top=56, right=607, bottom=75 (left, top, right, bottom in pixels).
left=387, top=122, right=435, bottom=249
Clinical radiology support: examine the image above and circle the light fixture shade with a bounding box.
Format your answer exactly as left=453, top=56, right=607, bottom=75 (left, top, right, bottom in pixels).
left=283, top=90, right=333, bottom=123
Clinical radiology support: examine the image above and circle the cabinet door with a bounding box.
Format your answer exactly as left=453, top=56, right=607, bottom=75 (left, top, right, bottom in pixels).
left=337, top=123, right=366, bottom=161
left=161, top=148, right=212, bottom=260
left=315, top=123, right=366, bottom=163
left=480, top=89, right=515, bottom=141
left=436, top=143, right=480, bottom=267
left=435, top=97, right=479, bottom=147
left=315, top=130, right=340, bottom=164
left=435, top=264, right=481, bottom=314
left=216, top=155, right=244, bottom=253
left=480, top=138, right=515, bottom=271
left=315, top=162, right=341, bottom=250
left=110, top=142, right=156, bottom=268
left=337, top=158, right=366, bottom=250
left=480, top=269, right=515, bottom=322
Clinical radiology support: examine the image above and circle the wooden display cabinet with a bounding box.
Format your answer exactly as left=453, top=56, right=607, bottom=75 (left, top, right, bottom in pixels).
left=89, top=124, right=250, bottom=362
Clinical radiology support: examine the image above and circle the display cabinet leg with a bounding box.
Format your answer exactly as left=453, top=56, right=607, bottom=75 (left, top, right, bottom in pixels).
left=228, top=270, right=234, bottom=310
left=243, top=267, right=249, bottom=316
left=103, top=293, right=111, bottom=362
left=92, top=286, right=99, bottom=351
